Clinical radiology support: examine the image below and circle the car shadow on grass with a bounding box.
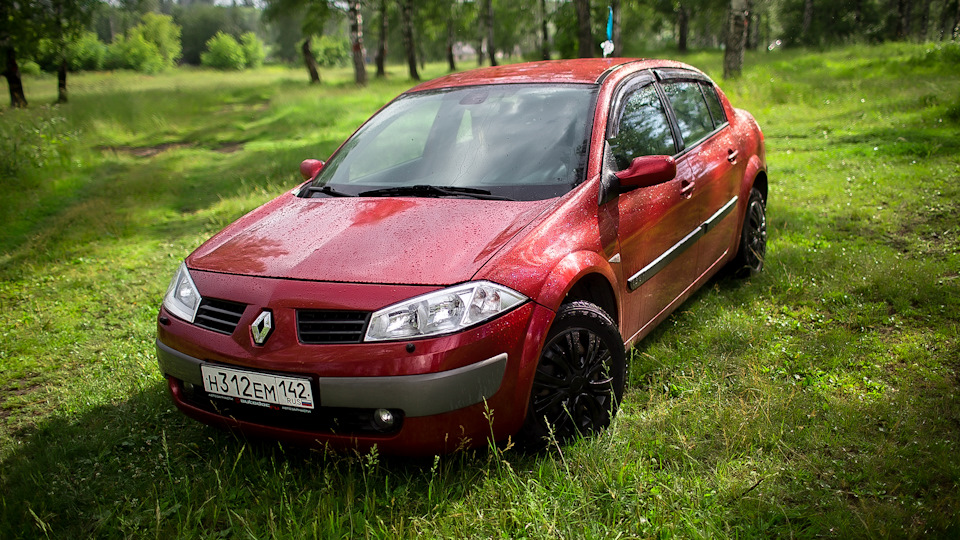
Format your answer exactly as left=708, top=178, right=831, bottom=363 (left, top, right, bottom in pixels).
left=0, top=379, right=503, bottom=538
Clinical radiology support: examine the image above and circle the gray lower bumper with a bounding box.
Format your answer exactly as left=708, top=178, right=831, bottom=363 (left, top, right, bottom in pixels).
left=156, top=340, right=508, bottom=417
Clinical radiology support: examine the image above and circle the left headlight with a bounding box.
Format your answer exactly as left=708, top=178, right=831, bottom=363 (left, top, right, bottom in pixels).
left=162, top=262, right=203, bottom=323
left=364, top=281, right=527, bottom=342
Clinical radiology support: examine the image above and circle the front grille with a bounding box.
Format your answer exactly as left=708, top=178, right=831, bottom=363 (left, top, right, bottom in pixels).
left=195, top=298, right=246, bottom=334
left=297, top=310, right=369, bottom=344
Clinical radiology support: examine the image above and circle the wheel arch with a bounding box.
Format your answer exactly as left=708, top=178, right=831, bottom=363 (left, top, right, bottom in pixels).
left=741, top=155, right=767, bottom=204
left=562, top=273, right=619, bottom=327
left=534, top=250, right=620, bottom=326
left=752, top=169, right=768, bottom=204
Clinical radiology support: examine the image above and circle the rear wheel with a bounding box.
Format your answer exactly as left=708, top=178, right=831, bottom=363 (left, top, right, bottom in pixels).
left=521, top=300, right=626, bottom=446
left=730, top=188, right=767, bottom=278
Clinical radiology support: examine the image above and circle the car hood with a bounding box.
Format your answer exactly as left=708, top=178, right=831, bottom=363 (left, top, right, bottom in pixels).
left=187, top=193, right=554, bottom=285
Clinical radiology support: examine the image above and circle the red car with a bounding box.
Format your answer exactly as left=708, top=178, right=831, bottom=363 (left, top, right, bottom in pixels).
left=157, top=58, right=767, bottom=455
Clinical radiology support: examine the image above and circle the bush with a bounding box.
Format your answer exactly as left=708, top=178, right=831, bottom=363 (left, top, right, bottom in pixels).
left=105, top=34, right=166, bottom=74
left=177, top=4, right=259, bottom=65
left=68, top=32, right=107, bottom=71
left=103, top=14, right=181, bottom=73
left=0, top=113, right=78, bottom=178
left=240, top=32, right=265, bottom=68
left=201, top=32, right=245, bottom=70
left=19, top=60, right=42, bottom=76
left=314, top=35, right=349, bottom=67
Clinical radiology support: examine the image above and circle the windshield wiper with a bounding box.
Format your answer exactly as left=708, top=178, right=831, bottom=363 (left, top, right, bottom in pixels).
left=358, top=185, right=515, bottom=201
left=301, top=184, right=355, bottom=198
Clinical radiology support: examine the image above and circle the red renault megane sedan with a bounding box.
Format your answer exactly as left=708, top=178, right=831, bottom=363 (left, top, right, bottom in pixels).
left=157, top=58, right=767, bottom=456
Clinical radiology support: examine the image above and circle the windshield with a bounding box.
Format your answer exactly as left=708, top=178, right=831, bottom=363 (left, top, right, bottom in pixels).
left=305, top=84, right=597, bottom=201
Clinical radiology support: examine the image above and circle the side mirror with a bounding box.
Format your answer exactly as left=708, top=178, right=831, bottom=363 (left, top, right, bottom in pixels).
left=615, top=155, right=676, bottom=189
left=300, top=159, right=325, bottom=180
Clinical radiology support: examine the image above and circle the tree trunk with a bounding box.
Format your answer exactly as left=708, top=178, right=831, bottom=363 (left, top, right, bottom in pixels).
left=446, top=5, right=457, bottom=71
left=899, top=0, right=913, bottom=39
left=574, top=0, right=593, bottom=58
left=917, top=0, right=932, bottom=40
left=612, top=0, right=622, bottom=55
left=3, top=47, right=27, bottom=108
left=399, top=0, right=419, bottom=81
left=748, top=8, right=760, bottom=50
left=954, top=0, right=960, bottom=39
left=375, top=0, right=387, bottom=77
left=723, top=0, right=749, bottom=79
left=302, top=37, right=321, bottom=84
left=801, top=0, right=814, bottom=44
left=485, top=0, right=497, bottom=66
left=677, top=3, right=689, bottom=53
left=349, top=1, right=367, bottom=86
left=540, top=0, right=550, bottom=60
left=57, top=60, right=68, bottom=104
left=941, top=0, right=959, bottom=39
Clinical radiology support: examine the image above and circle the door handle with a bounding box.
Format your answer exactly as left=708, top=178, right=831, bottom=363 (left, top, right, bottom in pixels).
left=727, top=149, right=739, bottom=163
left=680, top=179, right=694, bottom=198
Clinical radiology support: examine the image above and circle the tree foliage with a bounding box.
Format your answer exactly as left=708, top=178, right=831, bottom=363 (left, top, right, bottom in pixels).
left=134, top=12, right=182, bottom=66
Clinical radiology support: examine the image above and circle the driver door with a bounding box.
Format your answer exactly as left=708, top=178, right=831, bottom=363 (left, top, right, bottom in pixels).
left=605, top=80, right=701, bottom=343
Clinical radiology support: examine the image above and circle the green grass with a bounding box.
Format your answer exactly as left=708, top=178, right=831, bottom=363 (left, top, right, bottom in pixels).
left=2, top=45, right=960, bottom=538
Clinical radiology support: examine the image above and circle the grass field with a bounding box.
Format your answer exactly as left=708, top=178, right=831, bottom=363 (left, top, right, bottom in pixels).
left=2, top=43, right=959, bottom=538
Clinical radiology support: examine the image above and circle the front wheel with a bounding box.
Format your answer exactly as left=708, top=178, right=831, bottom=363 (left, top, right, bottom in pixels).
left=730, top=187, right=767, bottom=278
left=520, top=300, right=626, bottom=446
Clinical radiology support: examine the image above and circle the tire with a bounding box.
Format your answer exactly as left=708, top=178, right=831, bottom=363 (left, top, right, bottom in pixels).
left=730, top=187, right=767, bottom=278
left=520, top=300, right=626, bottom=446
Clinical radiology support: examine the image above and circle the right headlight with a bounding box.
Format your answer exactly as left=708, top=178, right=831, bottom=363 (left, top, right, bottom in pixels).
left=162, top=262, right=202, bottom=323
left=364, top=281, right=527, bottom=342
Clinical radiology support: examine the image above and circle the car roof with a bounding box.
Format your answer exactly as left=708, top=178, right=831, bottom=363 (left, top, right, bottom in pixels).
left=409, top=58, right=701, bottom=92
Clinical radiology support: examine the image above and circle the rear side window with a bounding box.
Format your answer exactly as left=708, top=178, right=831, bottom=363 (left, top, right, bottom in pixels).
left=663, top=81, right=714, bottom=148
left=701, top=83, right=727, bottom=128
left=608, top=84, right=676, bottom=170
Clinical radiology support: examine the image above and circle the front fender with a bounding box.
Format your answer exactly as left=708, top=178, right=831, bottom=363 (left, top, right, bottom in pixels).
left=533, top=250, right=619, bottom=314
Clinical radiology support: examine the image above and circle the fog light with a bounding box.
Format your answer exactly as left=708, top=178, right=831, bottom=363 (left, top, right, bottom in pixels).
left=373, top=408, right=395, bottom=429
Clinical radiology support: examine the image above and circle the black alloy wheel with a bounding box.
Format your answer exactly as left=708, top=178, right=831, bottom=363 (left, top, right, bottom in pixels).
left=732, top=187, right=767, bottom=278
left=522, top=300, right=626, bottom=446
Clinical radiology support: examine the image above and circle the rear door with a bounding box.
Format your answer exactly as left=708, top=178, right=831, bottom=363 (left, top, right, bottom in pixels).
left=659, top=76, right=745, bottom=277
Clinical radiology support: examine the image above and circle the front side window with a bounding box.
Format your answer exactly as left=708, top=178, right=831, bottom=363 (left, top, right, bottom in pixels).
left=608, top=84, right=676, bottom=171
left=307, top=84, right=596, bottom=201
left=663, top=81, right=715, bottom=149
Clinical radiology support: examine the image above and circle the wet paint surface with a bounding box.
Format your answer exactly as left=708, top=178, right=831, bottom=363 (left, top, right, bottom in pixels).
left=189, top=195, right=551, bottom=285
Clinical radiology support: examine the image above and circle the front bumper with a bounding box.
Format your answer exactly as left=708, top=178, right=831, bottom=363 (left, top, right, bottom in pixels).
left=155, top=272, right=557, bottom=455
left=157, top=340, right=508, bottom=417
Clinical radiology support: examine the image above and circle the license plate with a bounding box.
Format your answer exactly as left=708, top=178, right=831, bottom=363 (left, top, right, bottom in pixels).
left=200, top=365, right=315, bottom=410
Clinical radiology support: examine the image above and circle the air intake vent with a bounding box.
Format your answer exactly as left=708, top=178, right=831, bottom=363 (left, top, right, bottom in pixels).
left=195, top=298, right=246, bottom=334
left=297, top=310, right=369, bottom=344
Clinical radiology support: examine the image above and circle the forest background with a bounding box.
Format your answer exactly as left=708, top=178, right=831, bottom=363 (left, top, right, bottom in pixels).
left=3, top=0, right=960, bottom=107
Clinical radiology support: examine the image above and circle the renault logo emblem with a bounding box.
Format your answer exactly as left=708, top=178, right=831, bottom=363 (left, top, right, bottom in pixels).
left=251, top=310, right=273, bottom=345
